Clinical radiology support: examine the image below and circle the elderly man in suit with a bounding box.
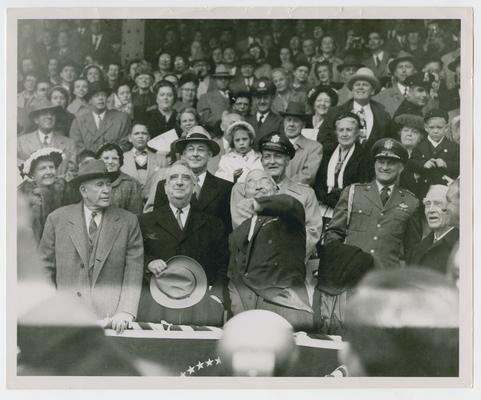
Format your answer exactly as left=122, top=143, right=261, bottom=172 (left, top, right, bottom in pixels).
left=362, top=30, right=391, bottom=80
left=372, top=51, right=416, bottom=117
left=230, top=132, right=323, bottom=259
left=137, top=160, right=229, bottom=325
left=17, top=98, right=76, bottom=176
left=245, top=78, right=283, bottom=144
left=228, top=169, right=313, bottom=330
left=318, top=67, right=391, bottom=157
left=197, top=65, right=233, bottom=129
left=69, top=82, right=131, bottom=153
left=279, top=102, right=323, bottom=186
left=146, top=126, right=233, bottom=231
left=38, top=159, right=144, bottom=333
left=120, top=121, right=169, bottom=203
left=324, top=138, right=422, bottom=270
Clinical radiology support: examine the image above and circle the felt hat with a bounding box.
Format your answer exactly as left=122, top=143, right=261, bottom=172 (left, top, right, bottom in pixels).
left=69, top=159, right=119, bottom=187
left=149, top=256, right=208, bottom=309
left=173, top=125, right=220, bottom=156
left=211, top=64, right=234, bottom=79
left=27, top=98, right=62, bottom=120
left=347, top=67, right=381, bottom=93
left=388, top=50, right=416, bottom=74
left=84, top=81, right=112, bottom=101
left=279, top=102, right=309, bottom=120
left=394, top=114, right=426, bottom=132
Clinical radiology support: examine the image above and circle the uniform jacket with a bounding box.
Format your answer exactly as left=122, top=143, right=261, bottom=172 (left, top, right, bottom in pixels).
left=228, top=194, right=312, bottom=312
left=313, top=143, right=369, bottom=207
left=317, top=99, right=391, bottom=156
left=372, top=84, right=404, bottom=118
left=409, top=228, right=459, bottom=274
left=197, top=90, right=230, bottom=129
left=245, top=111, right=284, bottom=145
left=362, top=52, right=391, bottom=79
left=137, top=204, right=228, bottom=325
left=17, top=130, right=77, bottom=176
left=121, top=150, right=169, bottom=200
left=230, top=177, right=323, bottom=258
left=285, top=134, right=323, bottom=186
left=153, top=172, right=233, bottom=232
left=69, top=109, right=131, bottom=153
left=409, top=137, right=460, bottom=198
left=324, top=182, right=422, bottom=269
left=38, top=202, right=144, bottom=319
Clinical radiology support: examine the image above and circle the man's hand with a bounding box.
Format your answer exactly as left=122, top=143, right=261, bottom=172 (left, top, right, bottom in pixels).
left=147, top=259, right=168, bottom=278
left=111, top=312, right=134, bottom=334
left=434, top=158, right=447, bottom=168
left=233, top=168, right=244, bottom=183
left=237, top=198, right=256, bottom=219
left=424, top=159, right=437, bottom=169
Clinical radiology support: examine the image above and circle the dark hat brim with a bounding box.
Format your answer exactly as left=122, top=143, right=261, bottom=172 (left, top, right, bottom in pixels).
left=279, top=111, right=309, bottom=120
left=84, top=87, right=113, bottom=102
left=336, top=62, right=364, bottom=72
left=260, top=142, right=296, bottom=159
left=70, top=171, right=119, bottom=188
left=374, top=152, right=406, bottom=163
left=28, top=105, right=63, bottom=120
left=174, top=137, right=220, bottom=157
left=211, top=73, right=234, bottom=79
left=388, top=56, right=416, bottom=73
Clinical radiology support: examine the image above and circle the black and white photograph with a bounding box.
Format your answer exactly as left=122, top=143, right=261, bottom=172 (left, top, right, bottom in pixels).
left=4, top=4, right=475, bottom=392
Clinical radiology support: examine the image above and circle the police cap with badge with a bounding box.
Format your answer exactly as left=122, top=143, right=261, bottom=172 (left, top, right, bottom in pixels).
left=258, top=132, right=296, bottom=159
left=371, top=138, right=409, bottom=164
left=251, top=78, right=276, bottom=97
left=404, top=72, right=436, bottom=92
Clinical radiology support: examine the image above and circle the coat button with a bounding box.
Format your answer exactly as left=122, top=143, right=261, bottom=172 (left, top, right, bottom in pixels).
left=380, top=212, right=384, bottom=216
left=268, top=239, right=273, bottom=244
left=358, top=210, right=362, bottom=214
left=373, top=236, right=378, bottom=240
left=274, top=262, right=278, bottom=266
left=377, top=224, right=381, bottom=228
left=370, top=249, right=375, bottom=254
left=77, top=291, right=82, bottom=297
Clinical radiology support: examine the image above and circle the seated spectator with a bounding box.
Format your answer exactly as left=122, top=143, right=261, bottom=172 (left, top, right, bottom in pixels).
left=341, top=268, right=458, bottom=376
left=309, top=60, right=342, bottom=90
left=222, top=47, right=237, bottom=76
left=105, top=62, right=121, bottom=90
left=191, top=54, right=216, bottom=98
left=409, top=109, right=459, bottom=199
left=137, top=161, right=229, bottom=326
left=277, top=47, right=295, bottom=73
left=271, top=68, right=307, bottom=114
left=58, top=59, right=78, bottom=94
left=47, top=85, right=75, bottom=136
left=335, top=54, right=364, bottom=106
left=82, top=64, right=104, bottom=84
left=121, top=122, right=169, bottom=202
left=362, top=30, right=391, bottom=79
left=291, top=62, right=311, bottom=94
left=174, top=73, right=199, bottom=113
left=67, top=78, right=89, bottom=116
left=215, top=121, right=262, bottom=183
left=229, top=91, right=252, bottom=118
left=145, top=80, right=178, bottom=138
left=172, top=55, right=188, bottom=79
left=248, top=43, right=272, bottom=79
left=131, top=71, right=156, bottom=117
left=315, top=35, right=343, bottom=81
left=47, top=57, right=61, bottom=86
left=409, top=184, right=459, bottom=273
left=18, top=148, right=68, bottom=243
left=108, top=82, right=134, bottom=119
left=177, top=107, right=199, bottom=138
left=313, top=112, right=368, bottom=227
left=18, top=73, right=37, bottom=110
left=306, top=85, right=338, bottom=130
left=153, top=52, right=172, bottom=82
left=229, top=55, right=258, bottom=94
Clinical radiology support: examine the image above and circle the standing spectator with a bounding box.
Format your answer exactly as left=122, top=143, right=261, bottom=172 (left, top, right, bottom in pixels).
left=306, top=85, right=338, bottom=130
left=315, top=35, right=343, bottom=81
left=197, top=65, right=233, bottom=129
left=54, top=31, right=76, bottom=65
left=47, top=85, right=75, bottom=136
left=105, top=62, right=121, bottom=90
left=96, top=143, right=143, bottom=215
left=58, top=60, right=78, bottom=94
left=278, top=47, right=295, bottom=73
left=245, top=79, right=283, bottom=143
left=291, top=62, right=311, bottom=94
left=145, top=80, right=178, bottom=138
left=38, top=159, right=144, bottom=329
left=229, top=55, right=258, bottom=94
left=18, top=73, right=37, bottom=110
left=172, top=55, right=188, bottom=79
left=230, top=91, right=251, bottom=118
left=69, top=82, right=131, bottom=152
left=409, top=184, right=458, bottom=273
left=88, top=19, right=112, bottom=65
left=296, top=37, right=317, bottom=64
left=154, top=52, right=172, bottom=82
left=248, top=43, right=272, bottom=79
left=82, top=64, right=105, bottom=84
left=324, top=138, right=422, bottom=269
left=191, top=54, right=216, bottom=98
left=335, top=54, right=364, bottom=106
left=271, top=68, right=307, bottom=114
left=108, top=82, right=134, bottom=119
left=47, top=57, right=61, bottom=86
left=402, top=22, right=426, bottom=60
left=280, top=102, right=323, bottom=186
left=174, top=73, right=199, bottom=113
left=309, top=60, right=342, bottom=90
left=67, top=78, right=89, bottom=116
left=121, top=122, right=169, bottom=202
left=211, top=47, right=224, bottom=69
left=362, top=30, right=391, bottom=79
left=222, top=47, right=237, bottom=76
left=131, top=71, right=156, bottom=117
left=177, top=107, right=199, bottom=137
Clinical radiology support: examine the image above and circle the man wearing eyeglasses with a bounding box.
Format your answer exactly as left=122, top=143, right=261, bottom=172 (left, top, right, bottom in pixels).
left=408, top=184, right=459, bottom=274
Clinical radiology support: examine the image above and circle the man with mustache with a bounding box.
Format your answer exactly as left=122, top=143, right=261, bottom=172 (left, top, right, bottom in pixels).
left=324, top=138, right=422, bottom=269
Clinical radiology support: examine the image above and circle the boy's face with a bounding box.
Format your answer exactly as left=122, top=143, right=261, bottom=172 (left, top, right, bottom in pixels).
left=424, top=117, right=447, bottom=143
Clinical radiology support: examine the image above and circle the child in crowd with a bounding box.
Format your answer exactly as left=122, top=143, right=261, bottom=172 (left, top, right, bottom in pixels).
left=409, top=109, right=460, bottom=198
left=215, top=121, right=263, bottom=183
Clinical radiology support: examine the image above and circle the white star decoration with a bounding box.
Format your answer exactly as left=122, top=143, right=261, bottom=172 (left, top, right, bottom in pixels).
left=180, top=358, right=222, bottom=376
left=187, top=366, right=195, bottom=374
left=215, top=357, right=221, bottom=365
left=196, top=361, right=204, bottom=370
left=206, top=359, right=213, bottom=367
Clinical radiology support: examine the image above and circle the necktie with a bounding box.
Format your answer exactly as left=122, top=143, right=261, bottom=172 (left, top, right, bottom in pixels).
left=88, top=211, right=98, bottom=245
left=175, top=208, right=184, bottom=229
left=357, top=108, right=367, bottom=143
left=403, top=86, right=408, bottom=97
left=380, top=186, right=390, bottom=206
left=193, top=181, right=201, bottom=199
left=258, top=114, right=265, bottom=125
left=375, top=55, right=381, bottom=67
left=42, top=135, right=49, bottom=147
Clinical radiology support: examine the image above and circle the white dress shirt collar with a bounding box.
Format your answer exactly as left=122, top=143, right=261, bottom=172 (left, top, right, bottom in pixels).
left=256, top=111, right=270, bottom=121
left=375, top=181, right=395, bottom=194
left=433, top=226, right=455, bottom=243
left=427, top=136, right=444, bottom=148
left=38, top=130, right=53, bottom=144
left=83, top=204, right=103, bottom=232
left=197, top=171, right=207, bottom=188
left=397, top=82, right=408, bottom=95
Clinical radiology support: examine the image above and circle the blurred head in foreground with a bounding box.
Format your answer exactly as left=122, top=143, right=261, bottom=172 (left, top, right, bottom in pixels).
left=218, top=310, right=298, bottom=376
left=340, top=268, right=459, bottom=377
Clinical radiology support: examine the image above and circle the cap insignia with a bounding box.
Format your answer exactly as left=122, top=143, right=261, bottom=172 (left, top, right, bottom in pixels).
left=271, top=135, right=280, bottom=143
left=384, top=139, right=394, bottom=150
left=259, top=81, right=266, bottom=88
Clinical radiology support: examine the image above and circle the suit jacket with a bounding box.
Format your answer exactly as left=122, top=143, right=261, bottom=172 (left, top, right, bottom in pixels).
left=229, top=76, right=259, bottom=94
left=409, top=228, right=459, bottom=274
left=153, top=172, right=233, bottom=232
left=69, top=109, right=131, bottom=153
left=137, top=204, right=228, bottom=325
left=362, top=52, right=391, bottom=79
left=372, top=84, right=404, bottom=118
left=228, top=194, right=312, bottom=312
left=317, top=99, right=391, bottom=166
left=120, top=150, right=169, bottom=200
left=84, top=33, right=112, bottom=65
left=38, top=203, right=144, bottom=319
left=245, top=111, right=284, bottom=146
left=197, top=90, right=231, bottom=129
left=230, top=177, right=323, bottom=258
left=313, top=143, right=369, bottom=207
left=17, top=131, right=77, bottom=176
left=286, top=135, right=323, bottom=186
left=324, top=182, right=422, bottom=270
left=145, top=108, right=178, bottom=139
left=409, top=137, right=460, bottom=198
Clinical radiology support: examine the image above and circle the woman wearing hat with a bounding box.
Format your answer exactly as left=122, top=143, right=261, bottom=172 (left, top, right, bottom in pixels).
left=18, top=148, right=69, bottom=243
left=174, top=73, right=199, bottom=113
left=48, top=85, right=75, bottom=136
left=215, top=121, right=262, bottom=183
left=95, top=143, right=143, bottom=215
left=309, top=60, right=343, bottom=90
left=306, top=85, right=339, bottom=130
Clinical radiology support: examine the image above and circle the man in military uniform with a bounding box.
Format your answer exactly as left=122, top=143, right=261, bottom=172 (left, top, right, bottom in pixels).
left=230, top=132, right=323, bottom=259
left=324, top=138, right=422, bottom=269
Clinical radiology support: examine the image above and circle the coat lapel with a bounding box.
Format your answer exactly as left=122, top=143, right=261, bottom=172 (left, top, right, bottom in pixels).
left=123, top=151, right=139, bottom=181
left=196, top=172, right=219, bottom=210
left=99, top=111, right=114, bottom=135
left=245, top=216, right=266, bottom=266
left=180, top=209, right=206, bottom=242
left=67, top=202, right=90, bottom=270
left=154, top=204, right=183, bottom=240
left=383, top=185, right=402, bottom=211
